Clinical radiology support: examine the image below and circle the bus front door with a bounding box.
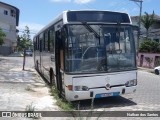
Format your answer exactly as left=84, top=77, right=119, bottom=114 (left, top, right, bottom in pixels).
left=55, top=30, right=64, bottom=96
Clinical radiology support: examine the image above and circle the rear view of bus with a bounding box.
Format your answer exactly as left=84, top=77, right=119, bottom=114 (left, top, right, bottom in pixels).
left=34, top=10, right=137, bottom=101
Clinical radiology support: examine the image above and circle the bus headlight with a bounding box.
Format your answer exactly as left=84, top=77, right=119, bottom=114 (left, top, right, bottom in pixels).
left=125, top=79, right=137, bottom=87
left=74, top=86, right=89, bottom=91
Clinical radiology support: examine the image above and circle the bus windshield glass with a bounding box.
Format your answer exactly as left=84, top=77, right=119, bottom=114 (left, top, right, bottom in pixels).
left=65, top=24, right=136, bottom=73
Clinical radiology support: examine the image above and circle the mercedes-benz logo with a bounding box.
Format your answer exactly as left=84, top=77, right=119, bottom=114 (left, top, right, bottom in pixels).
left=106, top=83, right=111, bottom=90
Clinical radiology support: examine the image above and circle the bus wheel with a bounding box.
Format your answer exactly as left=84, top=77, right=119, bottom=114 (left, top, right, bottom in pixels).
left=50, top=70, right=55, bottom=86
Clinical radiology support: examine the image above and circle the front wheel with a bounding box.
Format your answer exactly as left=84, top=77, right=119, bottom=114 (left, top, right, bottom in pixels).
left=155, top=69, right=159, bottom=75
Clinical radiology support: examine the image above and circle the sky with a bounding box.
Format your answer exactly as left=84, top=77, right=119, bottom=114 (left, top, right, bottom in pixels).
left=0, top=0, right=159, bottom=38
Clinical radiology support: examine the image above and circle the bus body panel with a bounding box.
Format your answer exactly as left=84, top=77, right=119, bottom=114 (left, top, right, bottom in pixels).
left=41, top=51, right=51, bottom=80
left=66, top=86, right=136, bottom=101
left=72, top=71, right=136, bottom=88
left=64, top=71, right=136, bottom=101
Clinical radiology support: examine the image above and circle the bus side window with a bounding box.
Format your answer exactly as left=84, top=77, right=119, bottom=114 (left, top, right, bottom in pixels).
left=36, top=37, right=38, bottom=50
left=48, top=31, right=50, bottom=51
left=45, top=31, right=48, bottom=51
left=49, top=29, right=55, bottom=53
left=34, top=38, right=36, bottom=51
left=37, top=37, right=39, bottom=50
left=39, top=33, right=44, bottom=51
left=43, top=33, right=45, bottom=51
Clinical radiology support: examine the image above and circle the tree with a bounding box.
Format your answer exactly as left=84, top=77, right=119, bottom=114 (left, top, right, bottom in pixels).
left=19, top=26, right=32, bottom=70
left=0, top=28, right=6, bottom=46
left=141, top=11, right=155, bottom=39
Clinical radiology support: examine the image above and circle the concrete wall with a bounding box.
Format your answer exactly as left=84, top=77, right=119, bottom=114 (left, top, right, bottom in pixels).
left=138, top=53, right=160, bottom=68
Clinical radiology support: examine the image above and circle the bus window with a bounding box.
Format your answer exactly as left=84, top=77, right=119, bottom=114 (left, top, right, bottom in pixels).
left=49, top=29, right=55, bottom=53
left=33, top=38, right=36, bottom=50
left=43, top=33, right=45, bottom=51
left=37, top=37, right=39, bottom=50
left=39, top=33, right=44, bottom=51
left=48, top=31, right=50, bottom=51
left=45, top=31, right=48, bottom=51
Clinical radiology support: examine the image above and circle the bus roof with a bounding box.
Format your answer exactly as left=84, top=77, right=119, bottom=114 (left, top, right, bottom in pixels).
left=34, top=10, right=131, bottom=38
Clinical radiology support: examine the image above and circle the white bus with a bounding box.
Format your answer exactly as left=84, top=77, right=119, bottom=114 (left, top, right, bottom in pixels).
left=33, top=10, right=137, bottom=101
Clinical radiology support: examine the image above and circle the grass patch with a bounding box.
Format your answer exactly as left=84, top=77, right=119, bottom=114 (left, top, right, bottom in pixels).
left=50, top=87, right=104, bottom=119
left=71, top=98, right=103, bottom=120
left=25, top=86, right=35, bottom=92
left=25, top=103, right=35, bottom=113
left=50, top=86, right=74, bottom=111
left=25, top=103, right=40, bottom=119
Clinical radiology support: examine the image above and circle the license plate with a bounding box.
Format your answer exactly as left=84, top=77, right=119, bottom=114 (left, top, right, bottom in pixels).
left=101, top=93, right=112, bottom=97
left=95, top=92, right=120, bottom=98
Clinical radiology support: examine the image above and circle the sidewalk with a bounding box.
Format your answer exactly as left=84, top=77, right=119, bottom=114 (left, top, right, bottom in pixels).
left=0, top=57, right=59, bottom=111
left=138, top=67, right=154, bottom=73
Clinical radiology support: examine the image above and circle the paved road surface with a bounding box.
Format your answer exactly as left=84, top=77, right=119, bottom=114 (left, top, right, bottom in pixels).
left=0, top=57, right=159, bottom=120
left=76, top=70, right=160, bottom=111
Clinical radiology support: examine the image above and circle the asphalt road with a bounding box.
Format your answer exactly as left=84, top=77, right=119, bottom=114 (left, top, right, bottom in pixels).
left=75, top=70, right=160, bottom=112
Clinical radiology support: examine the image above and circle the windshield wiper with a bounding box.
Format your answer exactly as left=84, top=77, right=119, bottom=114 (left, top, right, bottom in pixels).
left=82, top=22, right=100, bottom=39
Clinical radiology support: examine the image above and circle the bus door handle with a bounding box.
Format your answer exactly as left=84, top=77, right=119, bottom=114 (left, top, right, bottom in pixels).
left=51, top=55, right=55, bottom=62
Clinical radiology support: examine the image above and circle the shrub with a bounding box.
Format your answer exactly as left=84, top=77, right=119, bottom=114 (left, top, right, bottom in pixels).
left=139, top=39, right=160, bottom=53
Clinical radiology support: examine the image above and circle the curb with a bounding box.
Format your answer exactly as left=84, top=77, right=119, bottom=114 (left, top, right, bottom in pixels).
left=138, top=67, right=154, bottom=73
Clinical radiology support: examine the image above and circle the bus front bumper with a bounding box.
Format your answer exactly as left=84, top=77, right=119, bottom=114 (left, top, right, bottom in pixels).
left=67, top=86, right=136, bottom=101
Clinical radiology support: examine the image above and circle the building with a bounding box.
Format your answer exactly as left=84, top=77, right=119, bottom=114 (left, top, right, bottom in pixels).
left=131, top=15, right=160, bottom=68
left=0, top=1, right=19, bottom=55
left=131, top=15, right=160, bottom=43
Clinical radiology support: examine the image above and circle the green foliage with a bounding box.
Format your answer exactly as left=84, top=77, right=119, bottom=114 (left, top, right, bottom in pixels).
left=139, top=39, right=160, bottom=53
left=50, top=86, right=74, bottom=110
left=18, top=26, right=32, bottom=70
left=141, top=11, right=155, bottom=38
left=18, top=26, right=32, bottom=51
left=25, top=103, right=35, bottom=113
left=0, top=28, right=6, bottom=46
left=25, top=103, right=40, bottom=119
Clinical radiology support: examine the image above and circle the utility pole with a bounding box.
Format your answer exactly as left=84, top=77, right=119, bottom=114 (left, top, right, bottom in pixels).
left=130, top=0, right=143, bottom=52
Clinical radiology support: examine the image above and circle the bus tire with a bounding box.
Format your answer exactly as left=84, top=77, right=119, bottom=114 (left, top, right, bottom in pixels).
left=50, top=69, right=55, bottom=86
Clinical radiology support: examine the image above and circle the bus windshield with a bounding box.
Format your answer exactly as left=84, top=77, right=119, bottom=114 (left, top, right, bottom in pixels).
left=65, top=24, right=136, bottom=73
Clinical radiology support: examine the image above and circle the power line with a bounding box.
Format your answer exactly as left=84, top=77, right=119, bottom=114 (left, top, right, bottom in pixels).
left=111, top=0, right=130, bottom=11
left=82, top=3, right=95, bottom=9
left=130, top=0, right=143, bottom=51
